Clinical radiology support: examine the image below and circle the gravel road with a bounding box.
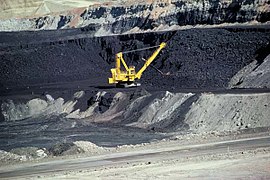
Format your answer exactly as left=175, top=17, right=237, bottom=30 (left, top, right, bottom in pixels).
left=1, top=135, right=269, bottom=179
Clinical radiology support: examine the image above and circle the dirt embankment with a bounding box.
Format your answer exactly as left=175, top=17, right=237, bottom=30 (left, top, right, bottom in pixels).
left=1, top=27, right=270, bottom=90
left=2, top=90, right=270, bottom=132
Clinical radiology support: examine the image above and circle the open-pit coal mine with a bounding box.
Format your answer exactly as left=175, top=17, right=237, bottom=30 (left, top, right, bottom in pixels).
left=1, top=24, right=270, bottom=179
left=1, top=0, right=270, bottom=178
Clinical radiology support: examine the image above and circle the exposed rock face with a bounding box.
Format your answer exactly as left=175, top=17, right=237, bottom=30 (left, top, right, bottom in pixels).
left=2, top=90, right=270, bottom=133
left=0, top=0, right=269, bottom=32
left=1, top=97, right=65, bottom=121
left=125, top=91, right=195, bottom=129
left=185, top=93, right=270, bottom=132
left=1, top=91, right=115, bottom=121
left=80, top=0, right=270, bottom=34
left=1, top=91, right=87, bottom=121
left=229, top=54, right=270, bottom=88
left=0, top=0, right=95, bottom=19
left=120, top=91, right=270, bottom=132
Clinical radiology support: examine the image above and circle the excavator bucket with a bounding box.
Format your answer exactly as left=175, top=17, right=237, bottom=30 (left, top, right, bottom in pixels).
left=108, top=78, right=114, bottom=84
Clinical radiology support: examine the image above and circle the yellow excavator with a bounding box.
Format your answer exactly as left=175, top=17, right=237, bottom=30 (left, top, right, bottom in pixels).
left=108, top=42, right=166, bottom=88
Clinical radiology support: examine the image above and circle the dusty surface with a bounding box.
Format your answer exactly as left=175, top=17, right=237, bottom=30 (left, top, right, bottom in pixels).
left=59, top=153, right=270, bottom=179
left=0, top=133, right=270, bottom=179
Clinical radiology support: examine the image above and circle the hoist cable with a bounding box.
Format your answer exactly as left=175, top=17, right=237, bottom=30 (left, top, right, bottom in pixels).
left=122, top=45, right=160, bottom=54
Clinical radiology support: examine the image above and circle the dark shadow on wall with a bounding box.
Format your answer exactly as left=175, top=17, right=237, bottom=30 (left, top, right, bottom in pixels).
left=0, top=83, right=6, bottom=122
left=255, top=42, right=270, bottom=65
left=149, top=94, right=200, bottom=132
left=0, top=100, right=5, bottom=122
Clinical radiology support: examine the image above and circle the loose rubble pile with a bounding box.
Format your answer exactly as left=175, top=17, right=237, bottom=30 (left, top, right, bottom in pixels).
left=2, top=90, right=270, bottom=132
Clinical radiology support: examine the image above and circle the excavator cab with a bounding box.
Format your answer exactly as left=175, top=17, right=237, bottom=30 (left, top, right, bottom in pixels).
left=129, top=66, right=135, bottom=75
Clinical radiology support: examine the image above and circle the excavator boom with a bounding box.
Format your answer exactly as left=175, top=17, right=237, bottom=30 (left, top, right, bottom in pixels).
left=135, top=42, right=166, bottom=79
left=108, top=42, right=167, bottom=87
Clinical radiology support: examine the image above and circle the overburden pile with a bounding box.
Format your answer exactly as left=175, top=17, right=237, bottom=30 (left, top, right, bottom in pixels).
left=0, top=26, right=270, bottom=90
